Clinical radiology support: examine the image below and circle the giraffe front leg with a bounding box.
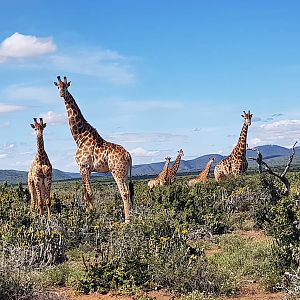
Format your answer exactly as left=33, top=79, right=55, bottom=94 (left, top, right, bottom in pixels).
left=44, top=177, right=52, bottom=220
left=34, top=180, right=44, bottom=216
left=28, top=178, right=37, bottom=211
left=79, top=167, right=94, bottom=209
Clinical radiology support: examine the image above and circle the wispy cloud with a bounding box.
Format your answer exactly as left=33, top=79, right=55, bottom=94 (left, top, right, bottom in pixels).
left=49, top=49, right=135, bottom=85
left=0, top=33, right=135, bottom=85
left=249, top=119, right=300, bottom=147
left=0, top=32, right=56, bottom=63
left=0, top=121, right=10, bottom=128
left=0, top=103, right=24, bottom=113
left=271, top=113, right=284, bottom=118
left=192, top=127, right=216, bottom=133
left=252, top=117, right=262, bottom=122
left=39, top=111, right=67, bottom=124
left=4, top=85, right=57, bottom=103
left=130, top=147, right=160, bottom=157
left=106, top=132, right=187, bottom=143
left=114, top=100, right=182, bottom=112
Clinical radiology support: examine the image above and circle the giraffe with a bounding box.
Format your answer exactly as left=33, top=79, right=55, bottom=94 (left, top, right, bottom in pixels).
left=167, top=149, right=184, bottom=184
left=188, top=157, right=215, bottom=186
left=148, top=157, right=171, bottom=189
left=54, top=76, right=133, bottom=223
left=28, top=118, right=52, bottom=219
left=214, top=111, right=253, bottom=182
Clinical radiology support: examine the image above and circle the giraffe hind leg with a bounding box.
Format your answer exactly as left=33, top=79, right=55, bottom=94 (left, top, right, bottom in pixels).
left=80, top=167, right=94, bottom=209
left=114, top=176, right=130, bottom=223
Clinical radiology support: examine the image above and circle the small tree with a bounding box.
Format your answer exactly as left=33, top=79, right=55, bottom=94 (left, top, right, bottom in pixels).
left=248, top=141, right=297, bottom=196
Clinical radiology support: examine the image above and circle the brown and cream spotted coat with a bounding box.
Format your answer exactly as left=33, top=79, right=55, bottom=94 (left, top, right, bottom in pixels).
left=167, top=149, right=184, bottom=184
left=214, top=111, right=253, bottom=182
left=28, top=118, right=52, bottom=219
left=54, top=76, right=133, bottom=223
left=148, top=157, right=171, bottom=189
left=188, top=157, right=215, bottom=186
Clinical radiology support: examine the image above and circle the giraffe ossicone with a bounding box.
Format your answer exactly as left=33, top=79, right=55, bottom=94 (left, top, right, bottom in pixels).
left=54, top=76, right=134, bottom=223
left=28, top=117, right=52, bottom=219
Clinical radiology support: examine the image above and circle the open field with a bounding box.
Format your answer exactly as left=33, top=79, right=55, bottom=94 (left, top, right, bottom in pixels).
left=1, top=173, right=300, bottom=299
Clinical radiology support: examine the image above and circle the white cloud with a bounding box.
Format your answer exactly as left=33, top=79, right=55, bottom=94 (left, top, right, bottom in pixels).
left=50, top=49, right=135, bottom=85
left=0, top=32, right=56, bottom=62
left=249, top=119, right=300, bottom=147
left=0, top=154, right=8, bottom=159
left=39, top=111, right=67, bottom=124
left=130, top=147, right=160, bottom=157
left=0, top=34, right=135, bottom=85
left=0, top=103, right=24, bottom=113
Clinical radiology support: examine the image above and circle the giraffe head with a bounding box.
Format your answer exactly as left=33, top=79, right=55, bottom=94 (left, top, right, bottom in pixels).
left=178, top=149, right=184, bottom=157
left=30, top=118, right=46, bottom=137
left=165, top=156, right=171, bottom=162
left=241, top=110, right=253, bottom=126
left=54, top=76, right=71, bottom=97
left=209, top=157, right=215, bottom=163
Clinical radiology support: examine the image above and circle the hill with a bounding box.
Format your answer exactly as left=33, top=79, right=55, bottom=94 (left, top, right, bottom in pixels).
left=0, top=144, right=298, bottom=184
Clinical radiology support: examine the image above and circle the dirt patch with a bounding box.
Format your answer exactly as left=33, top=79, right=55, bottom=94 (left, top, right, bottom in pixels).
left=234, top=230, right=270, bottom=241
left=57, top=285, right=284, bottom=300
left=205, top=245, right=222, bottom=257
left=56, top=288, right=174, bottom=300
left=217, top=281, right=284, bottom=300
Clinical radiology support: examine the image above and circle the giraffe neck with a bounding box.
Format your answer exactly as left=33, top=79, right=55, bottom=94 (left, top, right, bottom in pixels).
left=63, top=91, right=102, bottom=146
left=199, top=160, right=214, bottom=178
left=169, top=154, right=182, bottom=176
left=36, top=134, right=46, bottom=161
left=231, top=122, right=248, bottom=159
left=161, top=160, right=170, bottom=174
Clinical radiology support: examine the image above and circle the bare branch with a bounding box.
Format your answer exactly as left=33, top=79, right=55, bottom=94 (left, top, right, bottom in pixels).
left=250, top=142, right=298, bottom=196
left=281, top=141, right=298, bottom=177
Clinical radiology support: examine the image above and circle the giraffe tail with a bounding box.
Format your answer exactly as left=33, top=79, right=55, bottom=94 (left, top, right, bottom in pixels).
left=128, top=155, right=135, bottom=209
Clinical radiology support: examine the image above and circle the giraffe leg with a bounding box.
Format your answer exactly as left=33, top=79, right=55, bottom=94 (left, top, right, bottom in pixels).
left=113, top=175, right=130, bottom=223
left=34, top=179, right=44, bottom=216
left=44, top=176, right=52, bottom=220
left=79, top=167, right=94, bottom=209
left=28, top=178, right=37, bottom=210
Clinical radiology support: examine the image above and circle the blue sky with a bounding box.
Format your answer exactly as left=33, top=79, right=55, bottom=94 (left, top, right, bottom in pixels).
left=0, top=1, right=300, bottom=171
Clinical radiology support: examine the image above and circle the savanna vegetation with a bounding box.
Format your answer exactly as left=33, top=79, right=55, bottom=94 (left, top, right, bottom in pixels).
left=1, top=171, right=300, bottom=299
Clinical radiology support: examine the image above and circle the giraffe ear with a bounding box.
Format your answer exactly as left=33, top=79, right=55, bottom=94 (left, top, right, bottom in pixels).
left=43, top=123, right=47, bottom=128
left=54, top=82, right=58, bottom=86
left=30, top=124, right=35, bottom=129
left=67, top=81, right=71, bottom=87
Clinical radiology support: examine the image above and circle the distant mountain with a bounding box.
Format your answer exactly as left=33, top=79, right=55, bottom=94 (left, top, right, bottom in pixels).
left=0, top=144, right=298, bottom=185
left=246, top=145, right=292, bottom=159
left=0, top=169, right=76, bottom=185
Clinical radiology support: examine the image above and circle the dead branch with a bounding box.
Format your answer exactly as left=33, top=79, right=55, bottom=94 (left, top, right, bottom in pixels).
left=248, top=142, right=298, bottom=196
